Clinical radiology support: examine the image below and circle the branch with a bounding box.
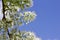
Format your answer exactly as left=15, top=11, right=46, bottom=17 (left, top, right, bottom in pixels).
left=2, top=0, right=6, bottom=20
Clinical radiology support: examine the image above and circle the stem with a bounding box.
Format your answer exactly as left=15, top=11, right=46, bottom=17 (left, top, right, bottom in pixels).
left=2, top=0, right=6, bottom=20
left=7, top=29, right=12, bottom=40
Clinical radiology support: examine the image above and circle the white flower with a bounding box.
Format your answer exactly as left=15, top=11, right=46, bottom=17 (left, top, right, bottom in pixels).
left=5, top=10, right=12, bottom=21
left=14, top=6, right=20, bottom=11
left=34, top=37, right=42, bottom=40
left=26, top=0, right=33, bottom=7
left=23, top=11, right=37, bottom=24
left=21, top=31, right=42, bottom=40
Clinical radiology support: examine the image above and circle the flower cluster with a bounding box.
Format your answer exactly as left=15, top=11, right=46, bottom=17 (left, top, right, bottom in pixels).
left=9, top=31, right=41, bottom=40
left=0, top=11, right=36, bottom=28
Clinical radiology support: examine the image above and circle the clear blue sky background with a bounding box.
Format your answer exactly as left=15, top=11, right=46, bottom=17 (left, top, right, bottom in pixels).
left=20, top=0, right=60, bottom=40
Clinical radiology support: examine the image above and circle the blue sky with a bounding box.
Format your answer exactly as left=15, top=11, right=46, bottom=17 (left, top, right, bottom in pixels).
left=0, top=0, right=60, bottom=40
left=20, top=0, right=60, bottom=40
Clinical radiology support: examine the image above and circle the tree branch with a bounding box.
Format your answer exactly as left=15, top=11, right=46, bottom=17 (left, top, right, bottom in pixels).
left=2, top=0, right=6, bottom=20
left=2, top=0, right=11, bottom=40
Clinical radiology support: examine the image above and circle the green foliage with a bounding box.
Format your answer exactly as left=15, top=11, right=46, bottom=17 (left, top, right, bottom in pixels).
left=4, top=10, right=36, bottom=28
left=3, top=0, right=33, bottom=11
left=0, top=31, right=40, bottom=40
